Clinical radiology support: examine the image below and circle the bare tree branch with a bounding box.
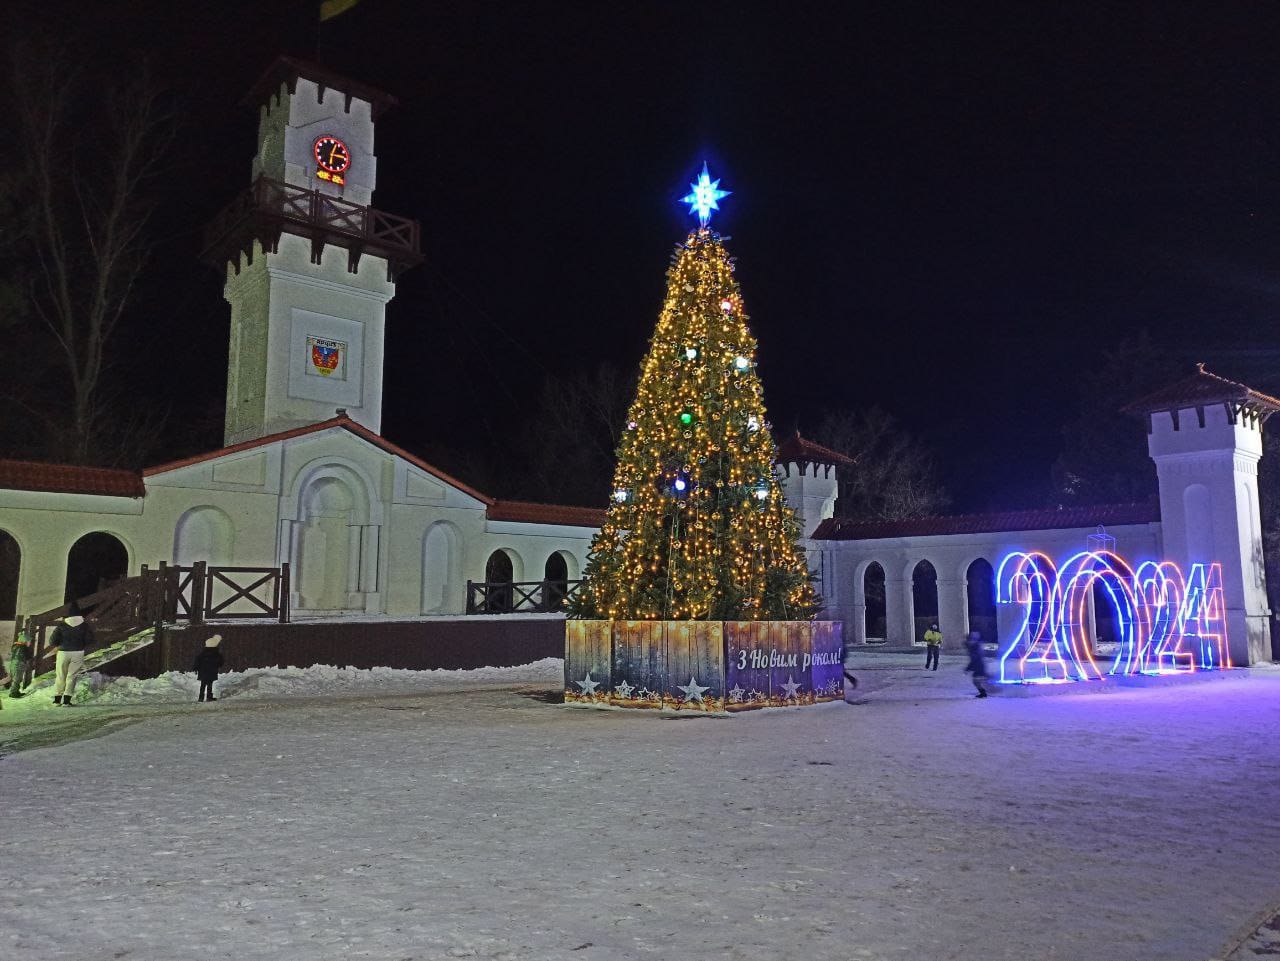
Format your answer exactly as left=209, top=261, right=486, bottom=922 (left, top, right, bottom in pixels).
left=7, top=41, right=173, bottom=463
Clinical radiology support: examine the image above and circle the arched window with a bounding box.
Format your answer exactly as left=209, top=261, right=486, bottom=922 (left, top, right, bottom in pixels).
left=485, top=550, right=515, bottom=613
left=543, top=552, right=570, bottom=611
left=173, top=506, right=235, bottom=566
left=863, top=562, right=886, bottom=642
left=0, top=530, right=19, bottom=620
left=911, top=560, right=938, bottom=645
left=422, top=522, right=461, bottom=614
left=65, top=532, right=128, bottom=604
left=966, top=558, right=997, bottom=645
left=1091, top=580, right=1120, bottom=652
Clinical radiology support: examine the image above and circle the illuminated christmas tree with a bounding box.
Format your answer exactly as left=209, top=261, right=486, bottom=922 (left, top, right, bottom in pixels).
left=572, top=166, right=819, bottom=621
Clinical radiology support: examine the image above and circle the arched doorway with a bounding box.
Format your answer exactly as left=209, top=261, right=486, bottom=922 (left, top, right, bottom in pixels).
left=543, top=552, right=570, bottom=611
left=1091, top=580, right=1120, bottom=653
left=966, top=558, right=998, bottom=646
left=485, top=550, right=515, bottom=613
left=863, top=562, right=886, bottom=642
left=911, top=559, right=938, bottom=645
left=0, top=530, right=19, bottom=621
left=296, top=475, right=359, bottom=610
left=65, top=532, right=128, bottom=603
left=421, top=522, right=460, bottom=614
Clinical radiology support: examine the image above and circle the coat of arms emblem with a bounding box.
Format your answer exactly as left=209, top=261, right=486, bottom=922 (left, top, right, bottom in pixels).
left=307, top=337, right=345, bottom=378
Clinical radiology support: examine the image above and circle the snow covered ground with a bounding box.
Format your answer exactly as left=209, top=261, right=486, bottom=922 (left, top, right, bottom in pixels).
left=2, top=653, right=1279, bottom=961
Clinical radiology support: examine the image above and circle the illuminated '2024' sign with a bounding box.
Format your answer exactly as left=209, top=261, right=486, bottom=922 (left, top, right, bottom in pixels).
left=994, top=551, right=1229, bottom=684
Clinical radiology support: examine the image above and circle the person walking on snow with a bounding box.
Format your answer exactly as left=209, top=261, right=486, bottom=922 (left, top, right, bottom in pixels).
left=50, top=602, right=94, bottom=706
left=964, top=630, right=989, bottom=698
left=923, top=623, right=942, bottom=670
left=194, top=635, right=224, bottom=702
left=7, top=627, right=33, bottom=698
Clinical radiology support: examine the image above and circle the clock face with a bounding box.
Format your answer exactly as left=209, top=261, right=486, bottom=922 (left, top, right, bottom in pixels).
left=313, top=136, right=351, bottom=175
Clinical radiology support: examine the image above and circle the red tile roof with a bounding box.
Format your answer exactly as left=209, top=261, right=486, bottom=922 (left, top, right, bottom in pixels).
left=811, top=502, right=1160, bottom=540
left=1123, top=364, right=1280, bottom=417
left=145, top=415, right=494, bottom=505
left=775, top=431, right=855, bottom=467
left=486, top=500, right=607, bottom=528
left=0, top=459, right=145, bottom=498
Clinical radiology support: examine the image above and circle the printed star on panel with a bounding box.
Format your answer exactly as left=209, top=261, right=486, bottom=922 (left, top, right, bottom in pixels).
left=677, top=675, right=709, bottom=703
left=681, top=162, right=731, bottom=226
left=728, top=685, right=745, bottom=703
left=781, top=675, right=802, bottom=700
left=576, top=672, right=600, bottom=695
left=615, top=680, right=635, bottom=699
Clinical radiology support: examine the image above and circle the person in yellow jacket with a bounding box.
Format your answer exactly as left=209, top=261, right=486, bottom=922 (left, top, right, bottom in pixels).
left=923, top=624, right=942, bottom=670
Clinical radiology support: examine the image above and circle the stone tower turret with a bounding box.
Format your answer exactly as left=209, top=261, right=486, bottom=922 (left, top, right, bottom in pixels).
left=774, top=432, right=851, bottom=538
left=1125, top=365, right=1279, bottom=665
left=202, top=58, right=422, bottom=446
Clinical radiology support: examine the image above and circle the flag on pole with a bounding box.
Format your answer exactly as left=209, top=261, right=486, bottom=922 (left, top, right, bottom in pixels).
left=320, top=0, right=360, bottom=22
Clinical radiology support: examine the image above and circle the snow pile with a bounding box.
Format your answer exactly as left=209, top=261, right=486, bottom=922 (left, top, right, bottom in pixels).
left=82, top=657, right=564, bottom=704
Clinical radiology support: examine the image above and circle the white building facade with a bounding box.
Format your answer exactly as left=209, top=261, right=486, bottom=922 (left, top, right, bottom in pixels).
left=0, top=59, right=600, bottom=642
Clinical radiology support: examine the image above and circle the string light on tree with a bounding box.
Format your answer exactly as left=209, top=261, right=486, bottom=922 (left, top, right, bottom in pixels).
left=571, top=165, right=818, bottom=622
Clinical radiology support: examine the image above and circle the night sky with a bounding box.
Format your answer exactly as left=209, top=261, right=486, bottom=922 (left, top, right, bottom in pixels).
left=12, top=1, right=1280, bottom=510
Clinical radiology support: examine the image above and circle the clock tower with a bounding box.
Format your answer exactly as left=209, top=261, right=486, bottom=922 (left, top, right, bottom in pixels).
left=204, top=57, right=421, bottom=446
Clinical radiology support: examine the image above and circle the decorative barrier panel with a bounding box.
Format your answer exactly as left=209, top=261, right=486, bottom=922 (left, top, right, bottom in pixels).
left=566, top=621, right=844, bottom=713
left=564, top=620, right=612, bottom=706
left=811, top=621, right=846, bottom=703
left=612, top=620, right=666, bottom=709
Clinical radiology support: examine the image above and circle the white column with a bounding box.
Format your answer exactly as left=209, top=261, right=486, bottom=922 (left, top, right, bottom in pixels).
left=996, top=602, right=1022, bottom=653
left=890, top=576, right=912, bottom=646
left=277, top=519, right=296, bottom=568
left=937, top=577, right=966, bottom=652
left=361, top=524, right=380, bottom=593
left=278, top=519, right=302, bottom=609
left=346, top=524, right=363, bottom=595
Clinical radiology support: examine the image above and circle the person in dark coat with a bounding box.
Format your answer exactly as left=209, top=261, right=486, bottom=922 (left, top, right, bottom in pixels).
left=964, top=630, right=989, bottom=698
left=50, top=602, right=95, bottom=706
left=194, top=634, right=224, bottom=702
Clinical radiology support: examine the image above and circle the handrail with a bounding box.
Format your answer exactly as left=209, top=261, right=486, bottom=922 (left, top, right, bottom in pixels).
left=203, top=175, right=420, bottom=262
left=6, top=562, right=293, bottom=687
left=465, top=579, right=583, bottom=615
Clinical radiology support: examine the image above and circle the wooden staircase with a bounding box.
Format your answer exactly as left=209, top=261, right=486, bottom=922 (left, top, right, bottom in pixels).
left=6, top=562, right=291, bottom=689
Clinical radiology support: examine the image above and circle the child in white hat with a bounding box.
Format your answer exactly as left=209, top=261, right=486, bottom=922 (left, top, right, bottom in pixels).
left=194, top=634, right=224, bottom=702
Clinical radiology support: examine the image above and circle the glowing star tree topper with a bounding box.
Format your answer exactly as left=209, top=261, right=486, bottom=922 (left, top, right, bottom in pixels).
left=682, top=162, right=731, bottom=226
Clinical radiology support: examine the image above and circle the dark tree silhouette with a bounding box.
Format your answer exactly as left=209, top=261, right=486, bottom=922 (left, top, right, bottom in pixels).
left=813, top=407, right=950, bottom=521
left=1051, top=331, right=1185, bottom=505
left=3, top=42, right=173, bottom=464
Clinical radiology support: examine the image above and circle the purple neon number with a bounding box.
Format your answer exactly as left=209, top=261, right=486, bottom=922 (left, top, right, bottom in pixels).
left=1180, top=563, right=1230, bottom=670
left=1134, top=561, right=1190, bottom=674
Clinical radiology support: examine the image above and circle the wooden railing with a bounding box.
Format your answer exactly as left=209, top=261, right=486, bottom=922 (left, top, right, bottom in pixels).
left=465, top=579, right=582, bottom=615
left=202, top=175, right=421, bottom=278
left=7, top=563, right=291, bottom=686
left=19, top=573, right=166, bottom=683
